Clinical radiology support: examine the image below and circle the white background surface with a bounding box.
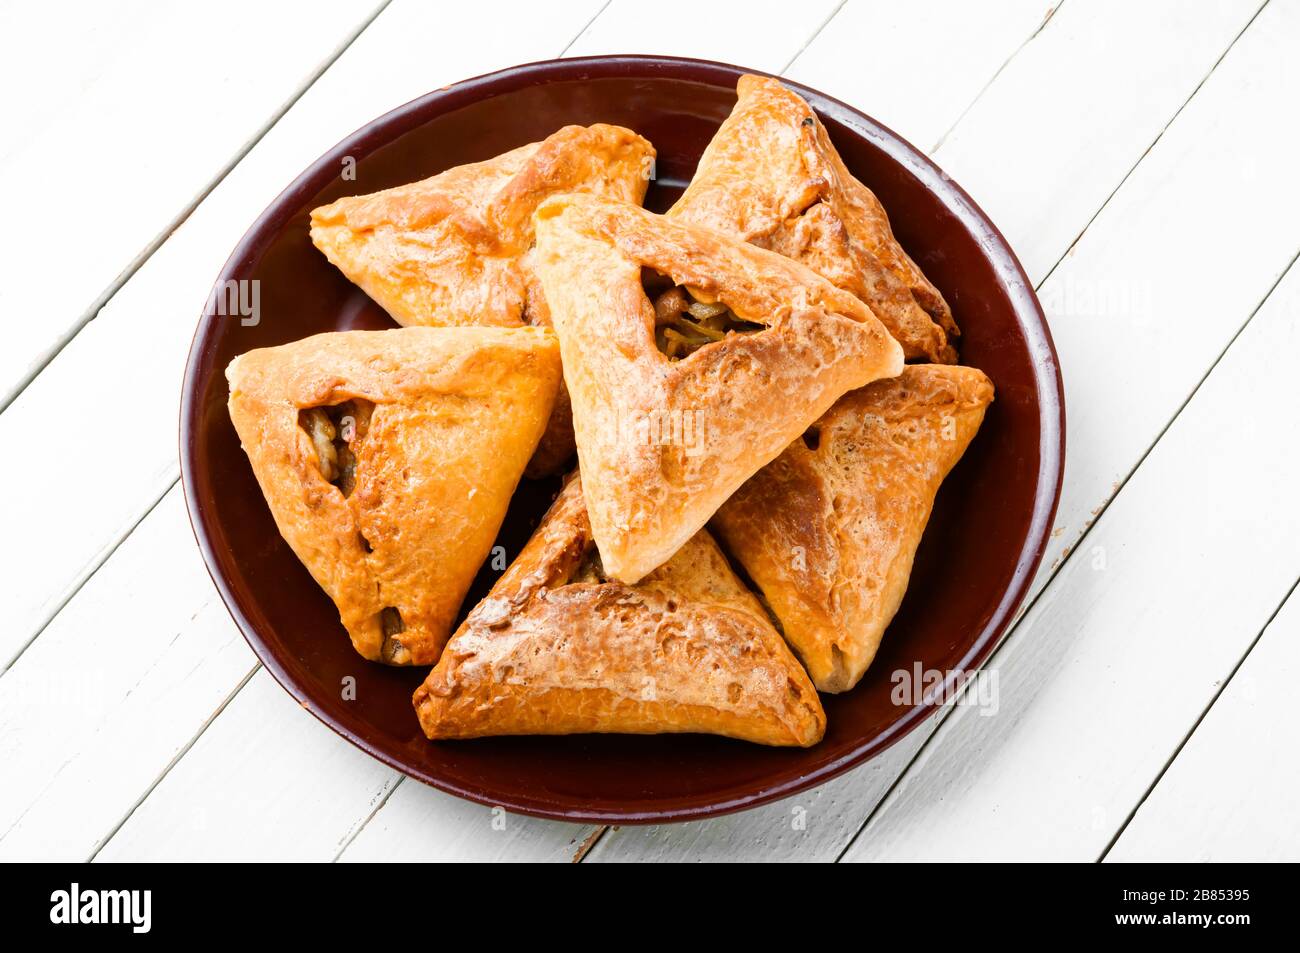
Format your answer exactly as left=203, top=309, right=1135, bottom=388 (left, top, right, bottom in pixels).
left=2, top=0, right=1297, bottom=862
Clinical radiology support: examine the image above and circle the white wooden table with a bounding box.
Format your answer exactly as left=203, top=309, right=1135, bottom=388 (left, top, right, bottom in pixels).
left=3, top=0, right=1297, bottom=863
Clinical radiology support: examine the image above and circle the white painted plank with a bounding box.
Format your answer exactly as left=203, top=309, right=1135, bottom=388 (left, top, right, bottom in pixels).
left=330, top=0, right=903, bottom=863
left=784, top=0, right=1051, bottom=151
left=931, top=0, right=1263, bottom=285
left=95, top=668, right=399, bottom=862
left=591, top=0, right=1272, bottom=862
left=0, top=483, right=594, bottom=862
left=97, top=662, right=593, bottom=862
left=1029, top=0, right=1297, bottom=589
left=0, top=1, right=167, bottom=152
left=0, top=0, right=611, bottom=863
left=585, top=715, right=938, bottom=862
left=564, top=0, right=841, bottom=71
left=0, top=0, right=1057, bottom=674
left=0, top=0, right=859, bottom=861
left=0, top=0, right=385, bottom=405
left=338, top=779, right=593, bottom=863
left=0, top=0, right=604, bottom=669
left=1106, top=584, right=1300, bottom=862
left=841, top=255, right=1300, bottom=862
left=0, top=487, right=255, bottom=861
left=10, top=0, right=1284, bottom=863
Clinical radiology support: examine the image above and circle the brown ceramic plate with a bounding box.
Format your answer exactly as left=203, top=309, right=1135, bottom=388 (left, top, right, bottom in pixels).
left=180, top=55, right=1064, bottom=824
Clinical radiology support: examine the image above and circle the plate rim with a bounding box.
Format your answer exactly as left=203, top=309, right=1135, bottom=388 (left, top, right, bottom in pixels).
left=179, top=53, right=1066, bottom=825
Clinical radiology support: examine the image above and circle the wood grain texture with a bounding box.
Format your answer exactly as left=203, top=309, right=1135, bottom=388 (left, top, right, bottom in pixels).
left=95, top=668, right=400, bottom=862
left=3, top=0, right=1296, bottom=863
left=0, top=488, right=255, bottom=861
left=1, top=0, right=611, bottom=864
left=0, top=0, right=600, bottom=669
left=1028, top=0, right=1293, bottom=595
left=0, top=0, right=385, bottom=406
left=1106, top=583, right=1300, bottom=862
left=841, top=253, right=1300, bottom=861
left=587, top=717, right=937, bottom=862
left=0, top=0, right=874, bottom=861
left=929, top=0, right=1263, bottom=284
left=564, top=0, right=842, bottom=70
left=784, top=0, right=1050, bottom=150
left=338, top=779, right=593, bottom=862
left=589, top=0, right=1274, bottom=862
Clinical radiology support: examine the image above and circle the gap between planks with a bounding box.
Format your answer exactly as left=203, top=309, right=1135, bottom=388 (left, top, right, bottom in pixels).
left=1, top=483, right=173, bottom=678
left=83, top=0, right=625, bottom=863
left=0, top=0, right=396, bottom=678
left=0, top=0, right=395, bottom=417
left=65, top=0, right=857, bottom=862
left=777, top=0, right=849, bottom=74
left=557, top=0, right=613, bottom=56
left=823, top=0, right=1279, bottom=863
left=1, top=0, right=1034, bottom=681
left=831, top=246, right=1300, bottom=862
left=566, top=2, right=862, bottom=862
left=1034, top=0, right=1271, bottom=291
left=928, top=0, right=1065, bottom=153
left=30, top=0, right=1272, bottom=861
left=89, top=0, right=1227, bottom=863
left=1098, top=567, right=1300, bottom=861
left=332, top=775, right=405, bottom=862
left=87, top=664, right=261, bottom=862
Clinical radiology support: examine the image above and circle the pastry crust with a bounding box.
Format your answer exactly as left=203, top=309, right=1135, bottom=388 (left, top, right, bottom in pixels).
left=226, top=326, right=561, bottom=665
left=309, top=124, right=654, bottom=329
left=670, top=75, right=958, bottom=363
left=711, top=365, right=993, bottom=692
left=311, top=125, right=653, bottom=477
left=413, top=476, right=826, bottom=746
left=533, top=193, right=905, bottom=584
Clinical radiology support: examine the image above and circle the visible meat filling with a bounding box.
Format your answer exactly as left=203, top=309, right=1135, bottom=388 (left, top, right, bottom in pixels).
left=643, top=269, right=763, bottom=360
left=571, top=544, right=608, bottom=585
left=301, top=408, right=340, bottom=481
left=300, top=400, right=403, bottom=661
left=299, top=399, right=375, bottom=496
left=380, top=607, right=407, bottom=664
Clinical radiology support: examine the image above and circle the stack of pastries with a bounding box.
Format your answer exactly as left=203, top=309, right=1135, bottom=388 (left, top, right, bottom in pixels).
left=226, top=76, right=994, bottom=747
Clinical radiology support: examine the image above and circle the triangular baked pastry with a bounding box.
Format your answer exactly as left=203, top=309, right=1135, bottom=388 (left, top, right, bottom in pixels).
left=533, top=193, right=905, bottom=583
left=711, top=365, right=994, bottom=692
left=309, top=124, right=654, bottom=329
left=310, top=124, right=652, bottom=478
left=670, top=75, right=959, bottom=363
left=413, top=476, right=825, bottom=746
left=226, top=326, right=562, bottom=665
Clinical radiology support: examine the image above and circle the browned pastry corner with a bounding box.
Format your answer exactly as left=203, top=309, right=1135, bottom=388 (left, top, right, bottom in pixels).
left=310, top=124, right=654, bottom=476
left=309, top=124, right=654, bottom=328
left=711, top=365, right=994, bottom=692
left=226, top=326, right=561, bottom=666
left=532, top=192, right=905, bottom=584
left=413, top=476, right=826, bottom=746
left=669, top=74, right=959, bottom=363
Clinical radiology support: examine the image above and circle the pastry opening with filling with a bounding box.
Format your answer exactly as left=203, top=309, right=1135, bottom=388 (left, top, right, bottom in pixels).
left=299, top=399, right=411, bottom=661
left=642, top=267, right=764, bottom=360
left=570, top=540, right=608, bottom=585
left=379, top=606, right=406, bottom=663
left=298, top=399, right=374, bottom=497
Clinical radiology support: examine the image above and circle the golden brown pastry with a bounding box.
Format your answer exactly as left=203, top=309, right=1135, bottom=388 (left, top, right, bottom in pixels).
left=414, top=476, right=825, bottom=746
left=226, top=326, right=561, bottom=665
left=309, top=124, right=654, bottom=329
left=310, top=124, right=653, bottom=476
left=533, top=193, right=905, bottom=584
left=711, top=365, right=993, bottom=692
left=670, top=75, right=958, bottom=363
